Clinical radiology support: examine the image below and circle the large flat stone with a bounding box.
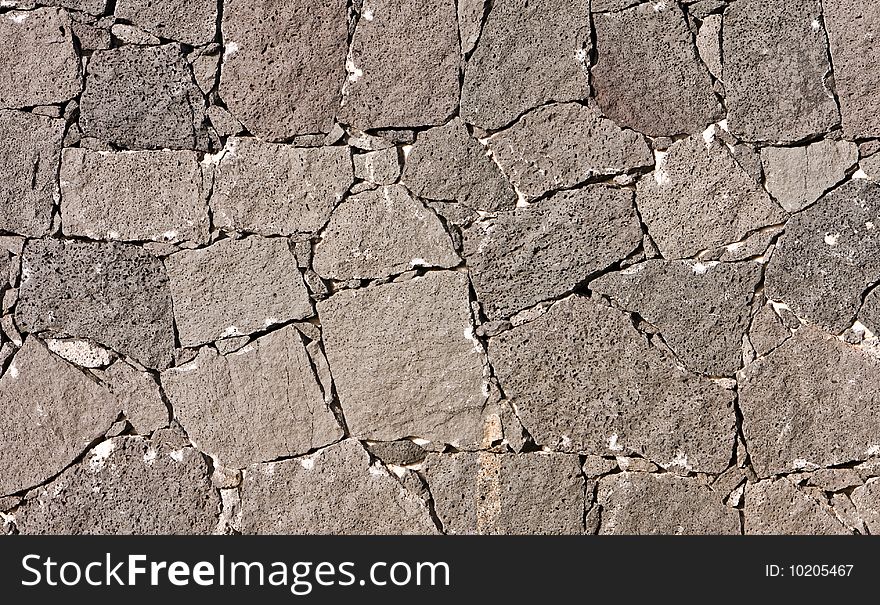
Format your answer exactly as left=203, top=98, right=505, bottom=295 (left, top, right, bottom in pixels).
left=761, top=140, right=858, bottom=212
left=744, top=478, right=848, bottom=535
left=463, top=185, right=642, bottom=320
left=317, top=271, right=487, bottom=446
left=115, top=0, right=217, bottom=46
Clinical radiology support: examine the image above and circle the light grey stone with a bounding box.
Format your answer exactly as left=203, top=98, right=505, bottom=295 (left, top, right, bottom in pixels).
left=457, top=0, right=485, bottom=56
left=807, top=469, right=863, bottom=493
left=98, top=360, right=168, bottom=435
left=353, top=147, right=400, bottom=185
left=696, top=14, right=722, bottom=80
left=115, top=0, right=217, bottom=46
left=744, top=478, right=849, bottom=535
left=748, top=302, right=790, bottom=358
left=206, top=106, right=243, bottom=137
left=761, top=140, right=859, bottom=212
left=110, top=23, right=161, bottom=45
left=863, top=154, right=880, bottom=181
left=850, top=478, right=880, bottom=534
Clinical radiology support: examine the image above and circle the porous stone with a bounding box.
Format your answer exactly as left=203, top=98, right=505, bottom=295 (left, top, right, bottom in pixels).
left=313, top=185, right=459, bottom=280
left=71, top=21, right=111, bottom=51
left=696, top=14, right=722, bottom=80
left=353, top=147, right=400, bottom=185
left=0, top=110, right=64, bottom=237
left=463, top=185, right=642, bottom=320
left=211, top=138, right=352, bottom=236
left=45, top=338, right=112, bottom=368
left=16, top=239, right=175, bottom=370
left=206, top=106, right=243, bottom=138
left=487, top=103, right=653, bottom=201
left=340, top=0, right=459, bottom=129
left=0, top=338, right=119, bottom=496
left=238, top=440, right=437, bottom=534
left=761, top=140, right=859, bottom=212
left=718, top=227, right=782, bottom=262
left=457, top=0, right=485, bottom=56
left=637, top=131, right=787, bottom=258
left=489, top=296, right=735, bottom=473
left=744, top=478, right=849, bottom=535
left=460, top=0, right=589, bottom=131
left=597, top=473, right=739, bottom=535
left=365, top=440, right=426, bottom=466
left=807, top=469, right=863, bottom=493
left=163, top=326, right=341, bottom=468
left=863, top=154, right=880, bottom=181
left=98, top=360, right=168, bottom=435
left=164, top=237, right=312, bottom=347
left=425, top=452, right=586, bottom=534
left=317, top=272, right=487, bottom=446
left=61, top=149, right=210, bottom=245
left=860, top=288, right=880, bottom=335
left=850, top=478, right=880, bottom=534
left=723, top=0, right=839, bottom=142
left=748, top=302, right=790, bottom=358
left=764, top=180, right=880, bottom=333
left=592, top=260, right=762, bottom=376
left=115, top=0, right=217, bottom=46
left=592, top=2, right=720, bottom=137
left=80, top=44, right=209, bottom=150
left=110, top=23, right=160, bottom=45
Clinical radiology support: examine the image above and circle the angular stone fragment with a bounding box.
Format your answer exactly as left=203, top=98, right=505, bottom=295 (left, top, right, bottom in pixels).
left=314, top=185, right=459, bottom=280
left=489, top=296, right=735, bottom=472
left=163, top=326, right=341, bottom=468
left=860, top=288, right=880, bottom=335
left=0, top=110, right=64, bottom=237
left=110, top=23, right=160, bottom=45
left=318, top=272, right=487, bottom=446
left=748, top=302, right=790, bottom=358
left=638, top=132, right=787, bottom=258
left=14, top=435, right=219, bottom=534
left=341, top=0, right=459, bottom=129
left=744, top=478, right=848, bottom=535
left=597, top=473, right=739, bottom=535
left=592, top=2, right=720, bottom=137
left=80, top=44, right=209, bottom=150
left=696, top=14, right=722, bottom=80
left=461, top=0, right=589, bottom=130
left=353, top=147, right=400, bottom=185
left=17, top=239, right=175, bottom=370
left=61, top=149, right=210, bottom=245
left=863, top=154, right=880, bottom=181
left=761, top=140, right=858, bottom=212
left=115, top=0, right=217, bottom=46
left=164, top=237, right=312, bottom=347
left=488, top=103, right=652, bottom=201
left=206, top=106, right=243, bottom=137
left=211, top=138, right=353, bottom=236
left=764, top=180, right=880, bottom=333
left=0, top=338, right=119, bottom=496
left=592, top=260, right=761, bottom=376
left=0, top=9, right=80, bottom=109
left=850, top=478, right=880, bottom=534
left=740, top=326, right=880, bottom=477
left=99, top=360, right=168, bottom=435
left=457, top=0, right=485, bottom=56
left=238, top=440, right=437, bottom=534
left=402, top=118, right=516, bottom=211
left=425, top=452, right=585, bottom=534
left=464, top=185, right=642, bottom=320
left=365, top=440, right=426, bottom=466
left=723, top=0, right=839, bottom=142
left=808, top=469, right=863, bottom=493
left=45, top=338, right=112, bottom=368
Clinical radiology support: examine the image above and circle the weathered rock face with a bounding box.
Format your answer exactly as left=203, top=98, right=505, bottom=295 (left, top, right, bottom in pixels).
left=748, top=302, right=791, bottom=358
left=210, top=138, right=353, bottom=236
left=592, top=2, right=720, bottom=137
left=851, top=478, right=880, bottom=534
left=16, top=239, right=176, bottom=370
left=353, top=148, right=400, bottom=185
left=115, top=0, right=217, bottom=46
left=489, top=296, right=736, bottom=473
left=463, top=185, right=642, bottom=320
left=238, top=440, right=437, bottom=534
left=860, top=288, right=880, bottom=335
left=761, top=140, right=859, bottom=212
left=723, top=0, right=839, bottom=143
left=764, top=180, right=880, bottom=333
left=460, top=0, right=590, bottom=131
left=744, top=478, right=849, bottom=535
left=425, top=452, right=586, bottom=535
left=164, top=237, right=312, bottom=347
left=318, top=272, right=487, bottom=446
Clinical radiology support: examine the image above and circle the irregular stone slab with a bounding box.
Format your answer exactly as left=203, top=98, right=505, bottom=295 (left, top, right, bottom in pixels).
left=115, top=0, right=216, bottom=46
left=0, top=9, right=80, bottom=109
left=592, top=2, right=720, bottom=137
left=17, top=239, right=175, bottom=370
left=696, top=14, right=722, bottom=80
left=98, top=360, right=168, bottom=435
left=425, top=452, right=585, bottom=535
left=487, top=103, right=652, bottom=201
left=748, top=302, right=790, bottom=358
left=637, top=132, right=786, bottom=258
left=723, top=0, right=839, bottom=142
left=461, top=0, right=589, bottom=130
left=211, top=138, right=353, bottom=236
left=163, top=326, right=341, bottom=468
left=340, top=0, right=459, bottom=129
left=0, top=338, right=119, bottom=496
left=457, top=0, right=484, bottom=56
left=744, top=478, right=848, bottom=535
left=851, top=478, right=880, bottom=534
left=464, top=185, right=642, bottom=320
left=313, top=185, right=459, bottom=280
left=353, top=148, right=400, bottom=185
left=489, top=296, right=735, bottom=473
left=221, top=0, right=348, bottom=140
left=15, top=435, right=219, bottom=534
left=591, top=260, right=761, bottom=376
left=597, top=473, right=739, bottom=535
left=824, top=0, right=880, bottom=138
left=317, top=272, right=487, bottom=446
left=740, top=326, right=880, bottom=477
left=764, top=180, right=880, bottom=333
left=61, top=149, right=210, bottom=245
left=164, top=237, right=312, bottom=347
left=761, top=140, right=859, bottom=212
left=365, top=440, right=426, bottom=466
left=0, top=110, right=64, bottom=237
left=860, top=288, right=880, bottom=335
left=80, top=44, right=209, bottom=150
left=863, top=154, right=880, bottom=181
left=402, top=118, right=516, bottom=211
left=238, top=440, right=437, bottom=534
left=45, top=338, right=112, bottom=368
left=808, top=468, right=863, bottom=493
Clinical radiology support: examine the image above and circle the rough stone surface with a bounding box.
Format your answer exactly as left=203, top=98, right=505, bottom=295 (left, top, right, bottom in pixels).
left=851, top=478, right=880, bottom=534
left=365, top=440, right=426, bottom=466
left=696, top=14, right=723, bottom=80
left=744, top=478, right=848, bottom=535
left=99, top=360, right=168, bottom=435
left=457, top=0, right=484, bottom=56
left=860, top=288, right=880, bottom=335
left=761, top=140, right=859, bottom=212
left=353, top=148, right=400, bottom=185
left=115, top=0, right=217, bottom=46
left=748, top=302, right=791, bottom=358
